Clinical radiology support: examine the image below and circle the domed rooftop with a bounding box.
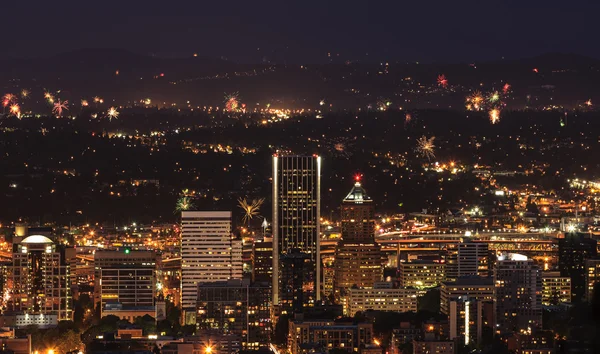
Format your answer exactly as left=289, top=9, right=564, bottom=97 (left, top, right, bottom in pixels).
left=21, top=235, right=53, bottom=244
left=343, top=179, right=372, bottom=203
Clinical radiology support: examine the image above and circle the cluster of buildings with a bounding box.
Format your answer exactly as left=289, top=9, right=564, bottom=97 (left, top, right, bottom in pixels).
left=2, top=154, right=600, bottom=354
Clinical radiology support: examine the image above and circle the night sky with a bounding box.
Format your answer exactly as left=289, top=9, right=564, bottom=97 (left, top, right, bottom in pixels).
left=4, top=0, right=599, bottom=63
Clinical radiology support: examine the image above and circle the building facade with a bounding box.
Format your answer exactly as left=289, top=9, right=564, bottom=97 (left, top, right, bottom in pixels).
left=272, top=155, right=321, bottom=308
left=181, top=211, right=242, bottom=317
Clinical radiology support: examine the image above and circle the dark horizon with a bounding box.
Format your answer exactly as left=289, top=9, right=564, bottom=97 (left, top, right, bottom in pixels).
left=4, top=0, right=599, bottom=64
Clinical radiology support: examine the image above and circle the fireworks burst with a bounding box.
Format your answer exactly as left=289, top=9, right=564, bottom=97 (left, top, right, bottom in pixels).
left=224, top=92, right=240, bottom=112
left=20, top=89, right=30, bottom=98
left=107, top=107, right=120, bottom=121
left=175, top=196, right=195, bottom=213
left=52, top=100, right=69, bottom=117
left=466, top=91, right=485, bottom=111
left=326, top=137, right=355, bottom=159
left=2, top=93, right=16, bottom=107
left=489, top=108, right=500, bottom=124
left=437, top=74, right=448, bottom=88
left=488, top=91, right=500, bottom=103
left=9, top=104, right=21, bottom=118
left=319, top=99, right=325, bottom=106
left=415, top=136, right=436, bottom=161
left=465, top=91, right=484, bottom=111
left=405, top=112, right=412, bottom=124
left=44, top=92, right=55, bottom=104
left=585, top=99, right=592, bottom=107
left=81, top=99, right=89, bottom=107
left=502, top=83, right=511, bottom=94
left=238, top=197, right=265, bottom=225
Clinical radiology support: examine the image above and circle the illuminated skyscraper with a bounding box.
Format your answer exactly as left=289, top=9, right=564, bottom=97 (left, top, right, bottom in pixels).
left=272, top=155, right=321, bottom=308
left=8, top=235, right=72, bottom=327
left=334, top=178, right=383, bottom=292
left=181, top=211, right=242, bottom=321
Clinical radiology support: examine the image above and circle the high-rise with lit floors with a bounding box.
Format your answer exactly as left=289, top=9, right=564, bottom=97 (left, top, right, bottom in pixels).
left=8, top=235, right=72, bottom=327
left=334, top=178, right=383, bottom=293
left=181, top=211, right=242, bottom=321
left=494, top=253, right=542, bottom=333
left=272, top=155, right=321, bottom=310
left=446, top=240, right=490, bottom=281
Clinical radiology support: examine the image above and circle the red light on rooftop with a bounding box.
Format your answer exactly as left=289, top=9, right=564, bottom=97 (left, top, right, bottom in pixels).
left=355, top=174, right=361, bottom=182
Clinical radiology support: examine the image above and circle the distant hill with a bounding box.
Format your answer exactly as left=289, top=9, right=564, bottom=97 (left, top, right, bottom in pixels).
left=0, top=50, right=598, bottom=110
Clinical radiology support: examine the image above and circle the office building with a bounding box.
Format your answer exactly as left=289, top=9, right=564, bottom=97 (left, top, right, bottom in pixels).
left=272, top=155, right=321, bottom=308
left=344, top=284, right=418, bottom=316
left=494, top=254, right=542, bottom=333
left=558, top=232, right=597, bottom=301
left=584, top=259, right=600, bottom=301
left=252, top=237, right=273, bottom=284
left=541, top=271, right=571, bottom=306
left=94, top=250, right=158, bottom=319
left=288, top=318, right=373, bottom=354
left=7, top=235, right=72, bottom=327
left=399, top=261, right=446, bottom=289
left=446, top=240, right=490, bottom=281
left=196, top=279, right=271, bottom=350
left=181, top=211, right=243, bottom=318
left=334, top=179, right=383, bottom=292
left=440, top=277, right=494, bottom=315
